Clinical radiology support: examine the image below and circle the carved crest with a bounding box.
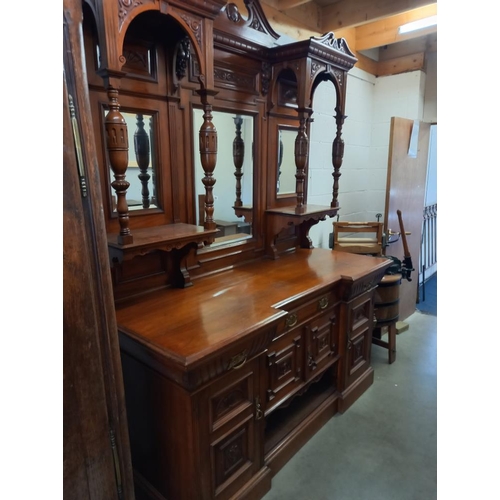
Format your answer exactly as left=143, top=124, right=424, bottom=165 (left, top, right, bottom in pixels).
left=312, top=32, right=356, bottom=58
left=219, top=0, right=280, bottom=40
left=226, top=3, right=241, bottom=23
left=180, top=13, right=203, bottom=48
left=118, top=0, right=144, bottom=31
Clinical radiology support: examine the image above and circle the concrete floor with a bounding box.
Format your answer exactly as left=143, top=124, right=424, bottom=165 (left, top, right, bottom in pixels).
left=262, top=310, right=437, bottom=500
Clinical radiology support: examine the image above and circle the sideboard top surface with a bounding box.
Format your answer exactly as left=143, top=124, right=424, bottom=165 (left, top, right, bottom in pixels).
left=116, top=249, right=390, bottom=365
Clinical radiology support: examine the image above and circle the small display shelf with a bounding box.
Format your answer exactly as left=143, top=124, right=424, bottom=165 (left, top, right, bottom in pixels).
left=265, top=205, right=340, bottom=258
left=107, top=223, right=219, bottom=288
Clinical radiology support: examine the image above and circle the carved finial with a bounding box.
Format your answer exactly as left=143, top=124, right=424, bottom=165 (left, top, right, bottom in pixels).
left=175, top=36, right=191, bottom=80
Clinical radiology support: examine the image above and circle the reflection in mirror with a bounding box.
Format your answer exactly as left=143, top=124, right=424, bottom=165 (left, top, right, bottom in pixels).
left=193, top=109, right=253, bottom=244
left=277, top=128, right=297, bottom=195
left=109, top=111, right=158, bottom=212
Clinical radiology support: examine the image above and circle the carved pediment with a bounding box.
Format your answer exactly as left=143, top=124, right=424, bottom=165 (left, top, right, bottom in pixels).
left=215, top=0, right=281, bottom=46
left=311, top=32, right=356, bottom=59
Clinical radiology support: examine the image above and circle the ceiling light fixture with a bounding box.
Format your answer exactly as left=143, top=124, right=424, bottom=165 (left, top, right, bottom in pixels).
left=399, top=15, right=437, bottom=34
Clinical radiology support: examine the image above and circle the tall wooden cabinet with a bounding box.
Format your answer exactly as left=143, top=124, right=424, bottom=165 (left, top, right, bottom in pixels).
left=64, top=0, right=391, bottom=498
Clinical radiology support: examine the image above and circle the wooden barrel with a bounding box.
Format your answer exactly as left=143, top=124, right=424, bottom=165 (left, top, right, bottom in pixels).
left=374, top=273, right=402, bottom=326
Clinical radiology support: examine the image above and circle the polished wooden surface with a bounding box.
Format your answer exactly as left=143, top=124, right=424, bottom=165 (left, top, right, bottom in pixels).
left=118, top=249, right=389, bottom=499
left=116, top=249, right=389, bottom=364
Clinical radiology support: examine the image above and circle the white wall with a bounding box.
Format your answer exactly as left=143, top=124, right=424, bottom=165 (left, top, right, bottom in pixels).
left=309, top=67, right=431, bottom=248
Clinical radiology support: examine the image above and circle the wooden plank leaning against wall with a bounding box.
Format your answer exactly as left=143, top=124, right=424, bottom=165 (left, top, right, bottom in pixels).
left=384, top=117, right=430, bottom=321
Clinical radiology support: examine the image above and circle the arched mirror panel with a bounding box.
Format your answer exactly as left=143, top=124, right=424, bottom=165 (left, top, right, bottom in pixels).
left=193, top=108, right=254, bottom=244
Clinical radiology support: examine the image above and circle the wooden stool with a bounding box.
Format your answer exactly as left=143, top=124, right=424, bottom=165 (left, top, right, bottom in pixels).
left=372, top=273, right=402, bottom=364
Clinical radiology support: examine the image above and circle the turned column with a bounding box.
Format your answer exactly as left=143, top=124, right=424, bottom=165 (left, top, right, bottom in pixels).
left=105, top=87, right=132, bottom=244
left=277, top=131, right=283, bottom=192
left=295, top=108, right=311, bottom=211
left=149, top=116, right=157, bottom=206
left=233, top=115, right=244, bottom=208
left=197, top=90, right=218, bottom=230
left=134, top=113, right=151, bottom=209
left=331, top=106, right=346, bottom=209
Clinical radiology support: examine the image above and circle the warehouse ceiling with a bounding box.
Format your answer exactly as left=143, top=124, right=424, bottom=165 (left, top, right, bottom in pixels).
left=258, top=0, right=437, bottom=76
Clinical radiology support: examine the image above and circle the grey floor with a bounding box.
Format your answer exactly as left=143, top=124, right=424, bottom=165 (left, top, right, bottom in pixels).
left=262, top=310, right=437, bottom=500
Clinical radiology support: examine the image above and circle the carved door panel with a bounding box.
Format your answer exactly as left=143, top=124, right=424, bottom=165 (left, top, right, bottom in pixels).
left=265, top=329, right=304, bottom=415
left=343, top=293, right=374, bottom=390
left=197, top=357, right=264, bottom=500
left=304, top=306, right=339, bottom=380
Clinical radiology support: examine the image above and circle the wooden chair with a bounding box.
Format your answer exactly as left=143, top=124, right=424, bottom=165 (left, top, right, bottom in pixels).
left=333, top=220, right=398, bottom=363
left=332, top=221, right=383, bottom=256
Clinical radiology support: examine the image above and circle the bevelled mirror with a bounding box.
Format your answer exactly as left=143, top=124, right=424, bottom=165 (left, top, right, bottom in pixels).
left=108, top=110, right=159, bottom=212
left=193, top=108, right=254, bottom=244
left=276, top=126, right=297, bottom=195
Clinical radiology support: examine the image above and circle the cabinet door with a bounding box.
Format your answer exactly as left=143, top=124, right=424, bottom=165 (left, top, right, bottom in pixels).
left=198, top=357, right=264, bottom=500
left=344, top=293, right=373, bottom=389
left=304, top=306, right=339, bottom=380
left=265, top=329, right=304, bottom=414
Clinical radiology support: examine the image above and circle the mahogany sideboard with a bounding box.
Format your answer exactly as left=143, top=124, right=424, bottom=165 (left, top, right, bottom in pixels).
left=117, top=249, right=389, bottom=499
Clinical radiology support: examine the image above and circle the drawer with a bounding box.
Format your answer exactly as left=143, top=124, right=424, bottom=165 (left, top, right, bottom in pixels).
left=265, top=328, right=304, bottom=415
left=304, top=307, right=339, bottom=380
left=273, top=290, right=339, bottom=340
left=186, top=327, right=275, bottom=390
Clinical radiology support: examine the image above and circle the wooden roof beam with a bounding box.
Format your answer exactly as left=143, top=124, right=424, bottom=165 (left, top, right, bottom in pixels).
left=321, top=0, right=436, bottom=32
left=276, top=0, right=314, bottom=9
left=376, top=52, right=425, bottom=76
left=354, top=4, right=437, bottom=51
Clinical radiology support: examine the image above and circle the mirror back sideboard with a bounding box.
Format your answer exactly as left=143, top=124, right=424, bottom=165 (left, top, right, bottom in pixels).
left=70, top=1, right=392, bottom=498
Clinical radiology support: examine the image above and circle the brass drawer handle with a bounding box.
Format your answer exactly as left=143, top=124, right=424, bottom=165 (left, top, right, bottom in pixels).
left=286, top=313, right=298, bottom=328
left=227, top=350, right=248, bottom=370
left=318, top=297, right=328, bottom=310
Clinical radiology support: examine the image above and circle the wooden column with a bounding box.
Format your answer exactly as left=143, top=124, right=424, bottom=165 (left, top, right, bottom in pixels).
left=331, top=106, right=346, bottom=209
left=233, top=115, right=244, bottom=208
left=134, top=113, right=151, bottom=209
left=295, top=108, right=311, bottom=211
left=149, top=116, right=157, bottom=206
left=197, top=89, right=218, bottom=230
left=105, top=87, right=133, bottom=244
